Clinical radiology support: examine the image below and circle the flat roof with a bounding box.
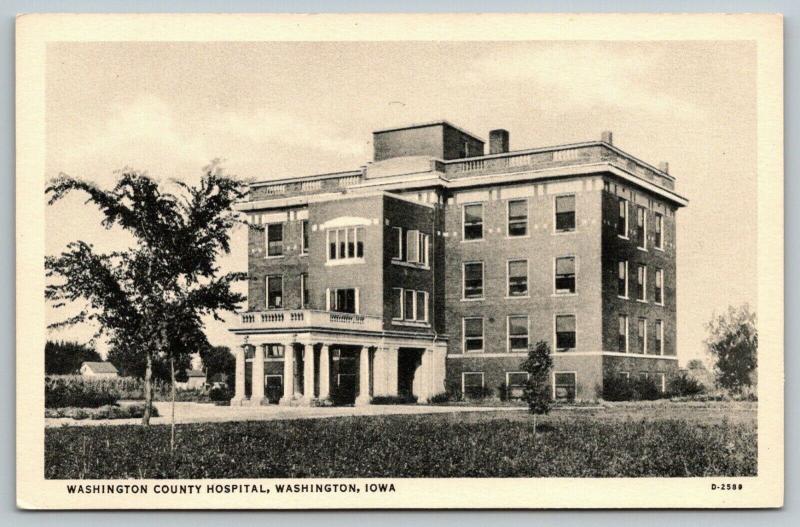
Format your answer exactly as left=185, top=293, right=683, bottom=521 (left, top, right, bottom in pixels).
left=372, top=120, right=485, bottom=143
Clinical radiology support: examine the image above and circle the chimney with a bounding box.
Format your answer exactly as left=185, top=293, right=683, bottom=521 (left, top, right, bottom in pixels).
left=658, top=161, right=670, bottom=174
left=489, top=129, right=509, bottom=154
left=601, top=130, right=613, bottom=145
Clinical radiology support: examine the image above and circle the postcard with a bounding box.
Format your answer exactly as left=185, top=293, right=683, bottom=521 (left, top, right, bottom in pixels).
left=16, top=13, right=783, bottom=509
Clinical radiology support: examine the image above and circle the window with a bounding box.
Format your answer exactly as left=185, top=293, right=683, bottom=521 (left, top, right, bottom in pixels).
left=508, top=315, right=529, bottom=352
left=654, top=213, right=664, bottom=249
left=618, top=261, right=629, bottom=298
left=392, top=288, right=403, bottom=319
left=416, top=291, right=427, bottom=322
left=403, top=290, right=414, bottom=320
left=505, top=372, right=529, bottom=399
left=655, top=269, right=664, bottom=304
left=555, top=256, right=576, bottom=294
left=463, top=262, right=484, bottom=299
left=555, top=195, right=576, bottom=232
left=300, top=273, right=309, bottom=308
left=618, top=371, right=630, bottom=380
left=463, top=204, right=484, bottom=240
left=618, top=315, right=628, bottom=352
left=463, top=318, right=484, bottom=352
left=507, top=200, right=528, bottom=237
left=638, top=318, right=647, bottom=353
left=328, top=288, right=357, bottom=314
left=267, top=275, right=283, bottom=309
left=392, top=288, right=428, bottom=322
left=655, top=319, right=664, bottom=355
left=637, top=206, right=647, bottom=249
left=301, top=220, right=309, bottom=254
left=266, top=223, right=284, bottom=257
left=391, top=227, right=403, bottom=259
left=636, top=264, right=647, bottom=301
left=462, top=372, right=484, bottom=397
left=405, top=230, right=430, bottom=266
left=617, top=198, right=628, bottom=237
left=555, top=315, right=576, bottom=350
left=266, top=344, right=284, bottom=358
left=553, top=372, right=576, bottom=401
left=507, top=259, right=528, bottom=297
left=327, top=227, right=365, bottom=261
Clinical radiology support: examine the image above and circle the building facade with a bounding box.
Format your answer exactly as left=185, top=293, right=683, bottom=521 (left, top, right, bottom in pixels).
left=229, top=121, right=687, bottom=405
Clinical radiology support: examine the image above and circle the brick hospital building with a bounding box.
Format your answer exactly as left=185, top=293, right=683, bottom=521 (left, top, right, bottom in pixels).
left=229, top=121, right=688, bottom=405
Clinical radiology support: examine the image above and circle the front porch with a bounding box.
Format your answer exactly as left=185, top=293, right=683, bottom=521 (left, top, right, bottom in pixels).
left=229, top=311, right=447, bottom=406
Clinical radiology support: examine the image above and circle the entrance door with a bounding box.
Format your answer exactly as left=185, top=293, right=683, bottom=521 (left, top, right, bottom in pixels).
left=335, top=374, right=357, bottom=405
left=265, top=375, right=283, bottom=404
left=398, top=349, right=423, bottom=401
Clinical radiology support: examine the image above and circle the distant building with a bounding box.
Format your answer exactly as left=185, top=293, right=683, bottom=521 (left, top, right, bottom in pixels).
left=177, top=369, right=207, bottom=390
left=229, top=120, right=687, bottom=405
left=79, top=361, right=119, bottom=378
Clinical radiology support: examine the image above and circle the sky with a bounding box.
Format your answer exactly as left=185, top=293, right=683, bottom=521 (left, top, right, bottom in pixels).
left=44, top=40, right=757, bottom=366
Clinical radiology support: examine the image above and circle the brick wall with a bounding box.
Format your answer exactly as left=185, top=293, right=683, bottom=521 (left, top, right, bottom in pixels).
left=600, top=177, right=678, bottom=356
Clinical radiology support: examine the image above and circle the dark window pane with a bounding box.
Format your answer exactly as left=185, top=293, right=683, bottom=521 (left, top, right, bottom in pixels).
left=617, top=199, right=627, bottom=236
left=464, top=318, right=483, bottom=337
left=464, top=263, right=483, bottom=298
left=618, top=261, right=627, bottom=296
left=404, top=290, right=415, bottom=320
left=392, top=289, right=402, bottom=319
left=508, top=200, right=527, bottom=236
left=416, top=291, right=426, bottom=321
left=509, top=316, right=528, bottom=335
left=508, top=260, right=528, bottom=296
left=302, top=220, right=309, bottom=253
left=555, top=258, right=576, bottom=293
left=267, top=224, right=283, bottom=256
left=267, top=276, right=282, bottom=309
left=554, top=373, right=576, bottom=401
left=464, top=204, right=483, bottom=240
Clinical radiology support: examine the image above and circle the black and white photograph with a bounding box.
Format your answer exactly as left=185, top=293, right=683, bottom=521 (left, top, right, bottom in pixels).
left=16, top=13, right=783, bottom=509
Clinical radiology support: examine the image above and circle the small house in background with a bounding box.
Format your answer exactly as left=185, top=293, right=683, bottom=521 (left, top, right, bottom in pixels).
left=79, top=361, right=119, bottom=378
left=208, top=373, right=229, bottom=389
left=177, top=369, right=207, bottom=390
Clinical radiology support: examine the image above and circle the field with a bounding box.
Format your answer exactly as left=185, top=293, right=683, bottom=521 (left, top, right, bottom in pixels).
left=44, top=402, right=757, bottom=479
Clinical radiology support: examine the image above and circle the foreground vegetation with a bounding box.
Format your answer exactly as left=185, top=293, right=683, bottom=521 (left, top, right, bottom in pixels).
left=45, top=404, right=756, bottom=479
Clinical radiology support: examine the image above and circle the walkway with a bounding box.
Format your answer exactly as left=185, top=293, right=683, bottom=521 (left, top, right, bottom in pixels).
left=45, top=401, right=526, bottom=427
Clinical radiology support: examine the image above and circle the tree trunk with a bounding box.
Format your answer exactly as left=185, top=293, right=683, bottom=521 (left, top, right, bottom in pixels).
left=170, top=356, right=176, bottom=453
left=533, top=413, right=538, bottom=443
left=142, top=352, right=153, bottom=426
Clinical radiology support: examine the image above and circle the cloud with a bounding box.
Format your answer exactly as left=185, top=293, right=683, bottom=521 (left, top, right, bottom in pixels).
left=472, top=45, right=705, bottom=120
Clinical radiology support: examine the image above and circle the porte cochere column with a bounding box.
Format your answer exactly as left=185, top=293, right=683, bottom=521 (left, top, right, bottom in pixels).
left=279, top=342, right=295, bottom=405
left=318, top=344, right=331, bottom=401
left=250, top=342, right=266, bottom=405
left=302, top=343, right=315, bottom=402
left=231, top=342, right=247, bottom=406
left=355, top=346, right=372, bottom=406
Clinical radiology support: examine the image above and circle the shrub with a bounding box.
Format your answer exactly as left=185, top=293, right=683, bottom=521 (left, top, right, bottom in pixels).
left=370, top=395, right=418, bottom=405
left=668, top=371, right=705, bottom=397
left=208, top=385, right=232, bottom=403
left=428, top=392, right=451, bottom=404
left=464, top=385, right=493, bottom=400
left=45, top=376, right=119, bottom=408
left=603, top=375, right=664, bottom=401
left=45, top=404, right=159, bottom=420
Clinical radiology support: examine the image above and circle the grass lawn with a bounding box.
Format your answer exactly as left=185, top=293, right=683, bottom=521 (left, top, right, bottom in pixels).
left=45, top=402, right=757, bottom=479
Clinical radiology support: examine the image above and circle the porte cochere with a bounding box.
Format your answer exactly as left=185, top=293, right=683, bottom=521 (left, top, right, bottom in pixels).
left=229, top=309, right=447, bottom=406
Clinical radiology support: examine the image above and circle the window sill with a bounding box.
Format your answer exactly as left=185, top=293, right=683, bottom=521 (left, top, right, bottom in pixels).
left=552, top=292, right=578, bottom=297
left=618, top=235, right=629, bottom=240
left=392, top=260, right=430, bottom=270
left=461, top=297, right=484, bottom=302
left=636, top=299, right=648, bottom=304
left=505, top=234, right=530, bottom=240
left=555, top=348, right=576, bottom=353
left=325, top=258, right=366, bottom=267
left=265, top=254, right=285, bottom=260
left=392, top=320, right=431, bottom=328
left=553, top=230, right=577, bottom=235
left=637, top=246, right=648, bottom=252
left=655, top=302, right=665, bottom=307
left=505, top=295, right=530, bottom=300
left=460, top=238, right=484, bottom=243
left=299, top=252, right=308, bottom=257
left=618, top=295, right=629, bottom=300
left=654, top=246, right=665, bottom=252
